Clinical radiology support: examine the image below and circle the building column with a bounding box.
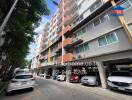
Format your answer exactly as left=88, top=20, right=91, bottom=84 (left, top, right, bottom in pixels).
left=66, top=66, right=72, bottom=82
left=52, top=67, right=57, bottom=80
left=96, top=61, right=107, bottom=89
left=44, top=68, right=48, bottom=79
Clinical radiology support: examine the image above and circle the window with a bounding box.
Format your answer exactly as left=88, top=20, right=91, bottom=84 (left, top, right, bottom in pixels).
left=76, top=27, right=86, bottom=36
left=93, top=13, right=109, bottom=27
left=106, top=33, right=118, bottom=44
left=15, top=75, right=33, bottom=79
left=129, top=24, right=132, bottom=31
left=93, top=19, right=101, bottom=27
left=121, top=0, right=132, bottom=9
left=90, top=1, right=102, bottom=12
left=96, top=1, right=102, bottom=8
left=83, top=43, right=89, bottom=51
left=77, top=30, right=82, bottom=36
left=98, top=36, right=107, bottom=46
left=75, top=43, right=89, bottom=53
left=98, top=32, right=118, bottom=47
left=82, top=27, right=86, bottom=33
left=90, top=5, right=95, bottom=12
left=100, top=14, right=109, bottom=23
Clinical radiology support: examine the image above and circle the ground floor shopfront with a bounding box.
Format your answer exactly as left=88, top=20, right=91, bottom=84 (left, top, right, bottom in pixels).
left=38, top=50, right=132, bottom=89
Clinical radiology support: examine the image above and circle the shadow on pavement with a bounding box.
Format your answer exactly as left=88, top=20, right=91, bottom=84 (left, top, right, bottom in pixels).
left=108, top=89, right=132, bottom=96
left=6, top=88, right=34, bottom=96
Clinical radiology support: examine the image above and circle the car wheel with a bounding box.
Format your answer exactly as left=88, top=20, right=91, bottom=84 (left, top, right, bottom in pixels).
left=30, top=87, right=34, bottom=91
left=6, top=91, right=11, bottom=96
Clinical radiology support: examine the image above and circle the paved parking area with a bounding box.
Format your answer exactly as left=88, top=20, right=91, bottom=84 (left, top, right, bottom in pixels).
left=1, top=78, right=131, bottom=100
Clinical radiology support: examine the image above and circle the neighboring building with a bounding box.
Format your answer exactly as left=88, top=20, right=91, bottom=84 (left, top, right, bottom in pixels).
left=31, top=34, right=43, bottom=72
left=38, top=0, right=132, bottom=89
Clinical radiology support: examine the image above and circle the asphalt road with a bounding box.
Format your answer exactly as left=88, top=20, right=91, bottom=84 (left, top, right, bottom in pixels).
left=1, top=78, right=131, bottom=100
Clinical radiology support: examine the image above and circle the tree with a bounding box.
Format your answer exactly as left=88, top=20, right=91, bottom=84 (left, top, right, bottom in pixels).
left=0, top=0, right=49, bottom=80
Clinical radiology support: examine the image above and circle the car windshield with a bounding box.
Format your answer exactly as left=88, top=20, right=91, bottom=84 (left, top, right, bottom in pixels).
left=111, top=71, right=132, bottom=77
left=15, top=75, right=33, bottom=79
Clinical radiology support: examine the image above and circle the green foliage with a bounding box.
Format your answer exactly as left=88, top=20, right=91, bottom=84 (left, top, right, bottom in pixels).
left=0, top=0, right=49, bottom=70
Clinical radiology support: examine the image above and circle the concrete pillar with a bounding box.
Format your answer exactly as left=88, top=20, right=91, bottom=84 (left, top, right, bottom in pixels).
left=52, top=67, right=57, bottom=80
left=44, top=68, right=48, bottom=79
left=96, top=61, right=107, bottom=89
left=66, top=66, right=72, bottom=82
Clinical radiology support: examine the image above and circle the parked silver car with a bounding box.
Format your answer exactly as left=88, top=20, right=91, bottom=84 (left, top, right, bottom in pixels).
left=81, top=72, right=100, bottom=86
left=107, top=71, right=132, bottom=93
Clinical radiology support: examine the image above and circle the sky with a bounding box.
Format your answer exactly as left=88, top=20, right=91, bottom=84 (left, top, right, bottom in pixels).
left=26, top=0, right=60, bottom=61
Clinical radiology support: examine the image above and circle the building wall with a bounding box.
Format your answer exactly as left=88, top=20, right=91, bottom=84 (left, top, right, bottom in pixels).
left=39, top=0, right=132, bottom=65
left=72, top=1, right=132, bottom=59
left=74, top=28, right=132, bottom=59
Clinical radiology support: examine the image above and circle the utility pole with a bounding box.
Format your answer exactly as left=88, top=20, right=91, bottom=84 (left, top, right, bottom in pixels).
left=0, top=0, right=19, bottom=34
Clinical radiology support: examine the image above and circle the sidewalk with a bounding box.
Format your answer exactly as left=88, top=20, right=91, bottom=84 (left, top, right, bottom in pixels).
left=38, top=77, right=131, bottom=100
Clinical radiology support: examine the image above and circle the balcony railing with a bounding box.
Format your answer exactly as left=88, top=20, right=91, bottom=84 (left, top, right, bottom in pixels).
left=57, top=38, right=72, bottom=50
left=58, top=31, right=62, bottom=37
left=72, top=36, right=83, bottom=46
left=64, top=15, right=71, bottom=25
left=64, top=25, right=71, bottom=34
left=57, top=53, right=73, bottom=63
left=59, top=22, right=62, bottom=28
left=57, top=42, right=62, bottom=50
left=64, top=7, right=71, bottom=16
left=64, top=0, right=72, bottom=8
left=64, top=38, right=72, bottom=48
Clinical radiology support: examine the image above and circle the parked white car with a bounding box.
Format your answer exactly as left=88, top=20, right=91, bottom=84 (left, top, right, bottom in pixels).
left=107, top=71, right=132, bottom=93
left=81, top=72, right=100, bottom=86
left=57, top=75, right=66, bottom=81
left=7, top=72, right=35, bottom=93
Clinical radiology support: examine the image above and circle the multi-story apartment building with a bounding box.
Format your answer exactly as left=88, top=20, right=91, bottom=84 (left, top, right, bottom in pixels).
left=39, top=0, right=132, bottom=89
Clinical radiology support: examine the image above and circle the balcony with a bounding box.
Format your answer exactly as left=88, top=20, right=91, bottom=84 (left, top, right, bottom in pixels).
left=64, top=15, right=71, bottom=25
left=58, top=25, right=71, bottom=37
left=59, top=12, right=63, bottom=21
left=59, top=22, right=62, bottom=28
left=64, top=1, right=71, bottom=8
left=64, top=7, right=71, bottom=16
left=57, top=53, right=73, bottom=63
left=71, top=12, right=79, bottom=22
left=70, top=1, right=77, bottom=10
left=72, top=36, right=83, bottom=46
left=57, top=42, right=62, bottom=51
left=64, top=38, right=72, bottom=48
left=64, top=25, right=71, bottom=35
left=57, top=37, right=72, bottom=50
left=58, top=31, right=62, bottom=37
